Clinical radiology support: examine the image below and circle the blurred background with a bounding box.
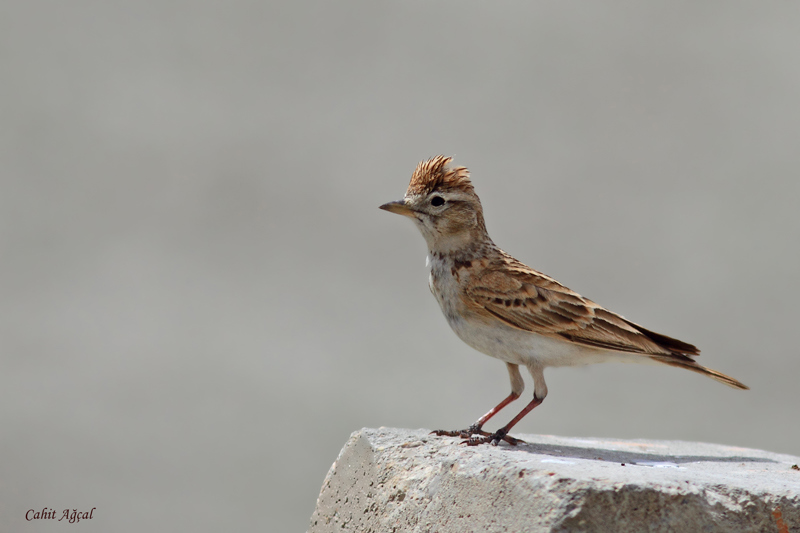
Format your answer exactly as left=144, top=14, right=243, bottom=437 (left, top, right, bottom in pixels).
left=2, top=1, right=799, bottom=531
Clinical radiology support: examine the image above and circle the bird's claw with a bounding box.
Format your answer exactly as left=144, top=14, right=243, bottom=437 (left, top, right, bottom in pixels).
left=430, top=424, right=489, bottom=439
left=463, top=429, right=525, bottom=446
left=431, top=426, right=524, bottom=446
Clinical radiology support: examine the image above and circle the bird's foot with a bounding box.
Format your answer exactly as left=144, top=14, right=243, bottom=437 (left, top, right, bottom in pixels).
left=463, top=428, right=525, bottom=447
left=430, top=424, right=488, bottom=440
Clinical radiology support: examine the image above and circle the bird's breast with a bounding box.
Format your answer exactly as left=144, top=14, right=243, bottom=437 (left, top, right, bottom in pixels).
left=428, top=253, right=480, bottom=329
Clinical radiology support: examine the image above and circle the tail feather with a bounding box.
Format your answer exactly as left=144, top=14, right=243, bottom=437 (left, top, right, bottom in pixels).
left=651, top=355, right=749, bottom=390
left=623, top=319, right=700, bottom=356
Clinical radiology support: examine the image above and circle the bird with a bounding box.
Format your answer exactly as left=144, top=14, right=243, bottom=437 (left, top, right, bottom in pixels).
left=379, top=155, right=748, bottom=446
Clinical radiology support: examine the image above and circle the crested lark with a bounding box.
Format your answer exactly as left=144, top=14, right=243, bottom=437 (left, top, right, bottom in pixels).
left=380, top=156, right=748, bottom=446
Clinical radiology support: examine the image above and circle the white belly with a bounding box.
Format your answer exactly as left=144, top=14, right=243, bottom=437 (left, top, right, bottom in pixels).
left=446, top=314, right=642, bottom=368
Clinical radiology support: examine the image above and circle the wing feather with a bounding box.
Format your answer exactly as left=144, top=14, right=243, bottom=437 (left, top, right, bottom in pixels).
left=465, top=255, right=699, bottom=357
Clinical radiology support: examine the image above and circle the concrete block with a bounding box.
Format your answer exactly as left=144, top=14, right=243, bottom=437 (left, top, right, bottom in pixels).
left=309, top=428, right=800, bottom=533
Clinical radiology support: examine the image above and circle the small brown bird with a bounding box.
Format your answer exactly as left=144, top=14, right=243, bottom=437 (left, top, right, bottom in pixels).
left=380, top=156, right=748, bottom=446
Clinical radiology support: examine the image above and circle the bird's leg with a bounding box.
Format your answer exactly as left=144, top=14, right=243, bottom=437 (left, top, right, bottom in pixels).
left=465, top=394, right=544, bottom=446
left=431, top=391, right=520, bottom=439
left=467, top=363, right=547, bottom=446
left=432, top=363, right=525, bottom=442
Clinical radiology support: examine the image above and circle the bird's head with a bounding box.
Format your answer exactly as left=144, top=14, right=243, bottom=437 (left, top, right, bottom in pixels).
left=380, top=156, right=488, bottom=253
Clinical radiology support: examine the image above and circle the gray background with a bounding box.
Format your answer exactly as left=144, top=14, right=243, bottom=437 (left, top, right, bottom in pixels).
left=2, top=1, right=798, bottom=531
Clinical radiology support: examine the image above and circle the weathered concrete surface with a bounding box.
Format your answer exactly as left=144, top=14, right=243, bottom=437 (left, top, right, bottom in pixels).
left=309, top=428, right=800, bottom=533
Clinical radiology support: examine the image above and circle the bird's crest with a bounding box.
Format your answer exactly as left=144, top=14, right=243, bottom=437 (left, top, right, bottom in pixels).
left=406, top=156, right=474, bottom=197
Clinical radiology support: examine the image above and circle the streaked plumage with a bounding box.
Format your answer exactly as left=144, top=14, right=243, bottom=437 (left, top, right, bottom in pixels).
left=380, top=156, right=748, bottom=445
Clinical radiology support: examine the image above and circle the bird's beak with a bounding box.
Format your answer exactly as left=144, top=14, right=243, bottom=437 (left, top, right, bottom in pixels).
left=379, top=199, right=415, bottom=217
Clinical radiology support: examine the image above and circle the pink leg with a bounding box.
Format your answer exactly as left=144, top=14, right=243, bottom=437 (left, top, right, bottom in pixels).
left=475, top=392, right=521, bottom=427
left=466, top=395, right=544, bottom=446
left=431, top=391, right=521, bottom=440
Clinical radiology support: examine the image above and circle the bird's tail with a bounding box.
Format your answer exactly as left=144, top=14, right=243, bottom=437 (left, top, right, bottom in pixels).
left=650, top=355, right=749, bottom=390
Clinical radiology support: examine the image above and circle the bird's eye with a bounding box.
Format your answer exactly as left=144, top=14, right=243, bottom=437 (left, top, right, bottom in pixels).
left=430, top=196, right=445, bottom=207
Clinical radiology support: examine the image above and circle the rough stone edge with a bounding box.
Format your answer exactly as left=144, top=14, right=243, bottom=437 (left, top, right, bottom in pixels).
left=309, top=428, right=800, bottom=533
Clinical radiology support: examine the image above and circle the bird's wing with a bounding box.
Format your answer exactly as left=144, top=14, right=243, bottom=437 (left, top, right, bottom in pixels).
left=465, top=256, right=699, bottom=357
